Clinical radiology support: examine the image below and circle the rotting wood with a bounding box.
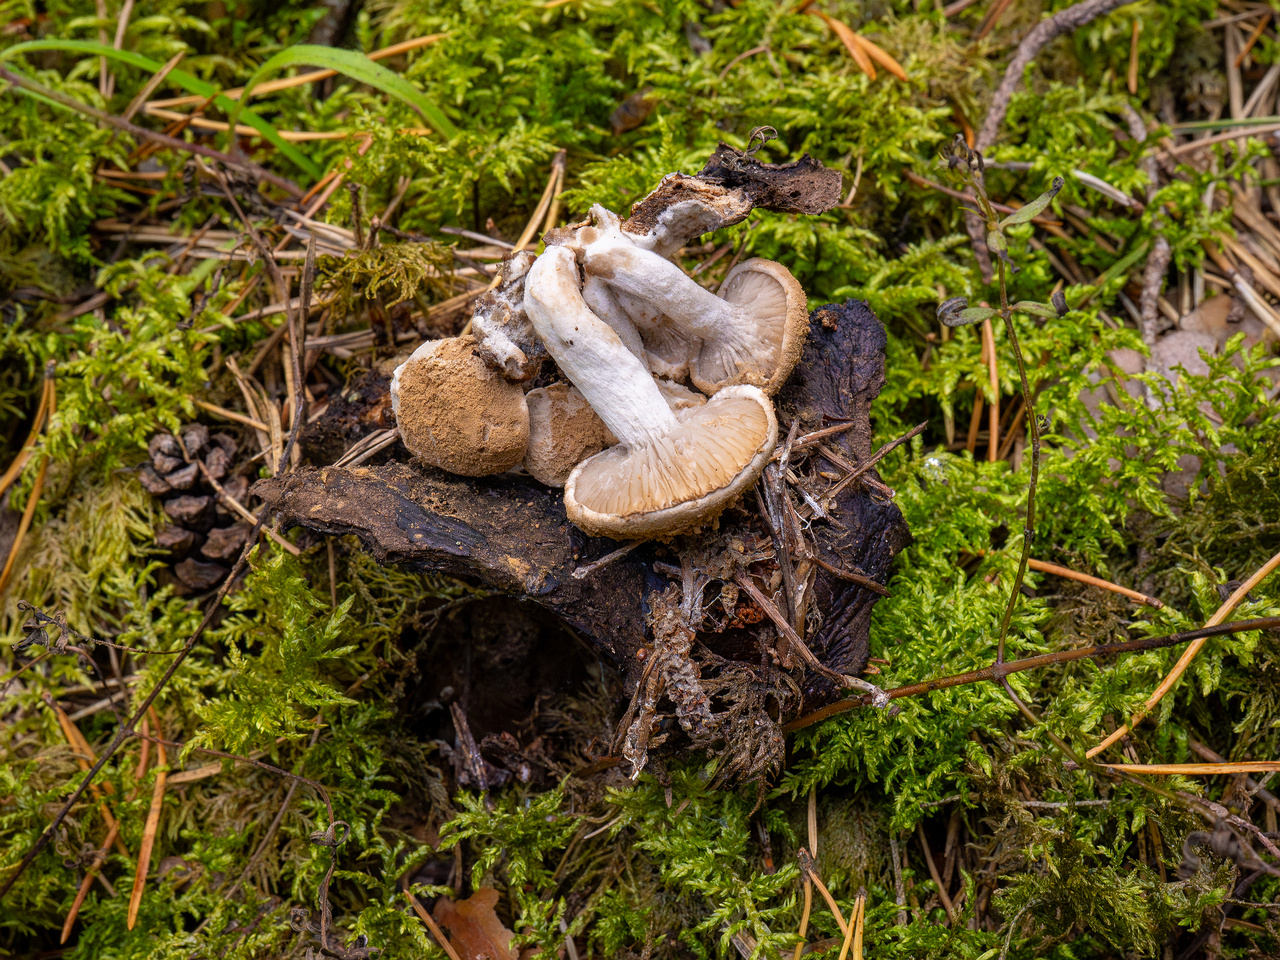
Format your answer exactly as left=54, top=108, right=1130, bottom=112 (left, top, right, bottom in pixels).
left=256, top=299, right=911, bottom=742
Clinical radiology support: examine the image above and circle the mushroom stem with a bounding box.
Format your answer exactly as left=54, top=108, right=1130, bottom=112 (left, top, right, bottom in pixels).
left=524, top=246, right=678, bottom=446
left=581, top=274, right=648, bottom=366
left=585, top=236, right=743, bottom=344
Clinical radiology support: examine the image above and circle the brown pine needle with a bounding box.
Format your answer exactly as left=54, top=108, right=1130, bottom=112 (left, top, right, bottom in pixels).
left=1026, top=557, right=1162, bottom=608
left=983, top=316, right=999, bottom=463
left=837, top=890, right=866, bottom=960
left=1235, top=12, right=1270, bottom=68
left=1127, top=19, right=1140, bottom=94
left=916, top=823, right=954, bottom=923
left=0, top=367, right=51, bottom=500
left=812, top=11, right=876, bottom=79
left=127, top=710, right=168, bottom=930
left=975, top=0, right=1015, bottom=40
left=404, top=883, right=466, bottom=960
left=1086, top=546, right=1280, bottom=759
left=850, top=33, right=908, bottom=81
left=0, top=437, right=49, bottom=598
left=798, top=848, right=848, bottom=937
left=61, top=819, right=120, bottom=943
left=191, top=399, right=270, bottom=433
left=791, top=876, right=813, bottom=960
left=47, top=698, right=122, bottom=836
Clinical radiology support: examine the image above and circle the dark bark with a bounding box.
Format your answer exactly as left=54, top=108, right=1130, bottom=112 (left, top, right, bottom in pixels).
left=255, top=300, right=910, bottom=717
left=695, top=143, right=844, bottom=214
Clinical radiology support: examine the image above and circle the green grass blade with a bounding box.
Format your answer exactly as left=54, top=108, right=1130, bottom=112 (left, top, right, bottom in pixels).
left=229, top=44, right=458, bottom=140
left=0, top=39, right=321, bottom=179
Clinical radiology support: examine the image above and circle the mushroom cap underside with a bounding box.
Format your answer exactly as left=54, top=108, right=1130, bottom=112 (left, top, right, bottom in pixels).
left=564, top=385, right=778, bottom=538
left=691, top=258, right=809, bottom=396
left=391, top=335, right=529, bottom=477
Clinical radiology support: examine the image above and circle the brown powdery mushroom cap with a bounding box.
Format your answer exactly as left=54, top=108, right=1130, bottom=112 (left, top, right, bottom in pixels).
left=391, top=335, right=529, bottom=476
left=564, top=385, right=777, bottom=539
left=523, top=383, right=617, bottom=488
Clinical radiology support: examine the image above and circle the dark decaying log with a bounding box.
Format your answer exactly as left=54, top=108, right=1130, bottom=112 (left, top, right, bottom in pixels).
left=254, top=300, right=910, bottom=718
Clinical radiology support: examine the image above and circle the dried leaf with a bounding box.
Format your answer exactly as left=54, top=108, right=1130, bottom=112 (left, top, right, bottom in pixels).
left=433, top=888, right=517, bottom=960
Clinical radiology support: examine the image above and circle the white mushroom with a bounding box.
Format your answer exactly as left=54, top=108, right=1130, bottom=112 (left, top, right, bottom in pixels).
left=390, top=335, right=529, bottom=476
left=523, top=246, right=778, bottom=537
left=583, top=230, right=809, bottom=396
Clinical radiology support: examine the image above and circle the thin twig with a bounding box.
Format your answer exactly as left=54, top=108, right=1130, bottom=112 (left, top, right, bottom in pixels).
left=1025, top=557, right=1162, bottom=608
left=783, top=617, right=1280, bottom=732
left=975, top=0, right=1136, bottom=151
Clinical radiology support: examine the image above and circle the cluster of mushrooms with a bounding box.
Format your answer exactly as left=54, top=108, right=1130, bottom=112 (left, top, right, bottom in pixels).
left=390, top=175, right=809, bottom=539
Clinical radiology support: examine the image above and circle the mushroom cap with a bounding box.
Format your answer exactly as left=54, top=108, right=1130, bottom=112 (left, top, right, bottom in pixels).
left=690, top=258, right=809, bottom=396
left=391, top=335, right=529, bottom=476
left=564, top=385, right=778, bottom=538
left=523, top=383, right=617, bottom=488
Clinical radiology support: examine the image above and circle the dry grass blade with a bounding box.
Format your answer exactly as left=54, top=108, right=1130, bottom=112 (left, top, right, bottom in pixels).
left=1103, top=762, right=1280, bottom=775
left=191, top=399, right=269, bottom=433
left=147, top=33, right=449, bottom=109
left=123, top=50, right=183, bottom=121
left=127, top=710, right=168, bottom=930
left=1086, top=546, right=1280, bottom=759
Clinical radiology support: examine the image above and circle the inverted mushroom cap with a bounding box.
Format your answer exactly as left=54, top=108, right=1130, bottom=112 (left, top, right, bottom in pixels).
left=391, top=335, right=529, bottom=476
left=564, top=385, right=778, bottom=538
left=691, top=257, right=809, bottom=396
left=523, top=383, right=617, bottom=488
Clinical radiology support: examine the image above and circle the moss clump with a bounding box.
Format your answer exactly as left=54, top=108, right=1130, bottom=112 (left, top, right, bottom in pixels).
left=2, top=0, right=1280, bottom=957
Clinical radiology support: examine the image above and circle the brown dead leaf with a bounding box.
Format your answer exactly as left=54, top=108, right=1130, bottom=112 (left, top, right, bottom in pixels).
left=433, top=888, right=517, bottom=960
